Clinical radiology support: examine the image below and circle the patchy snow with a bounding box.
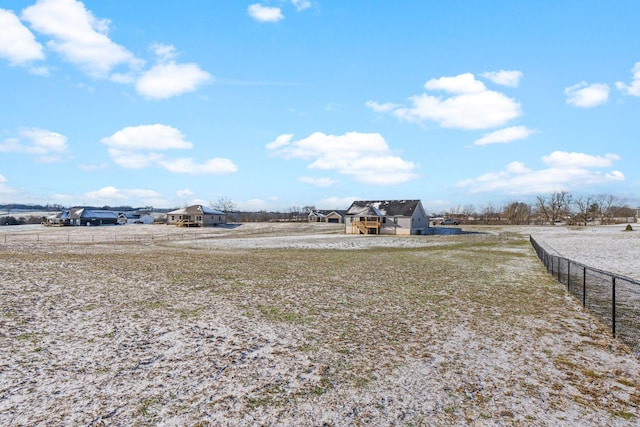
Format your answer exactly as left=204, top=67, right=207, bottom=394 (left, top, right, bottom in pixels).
left=1, top=222, right=640, bottom=425
left=521, top=224, right=640, bottom=280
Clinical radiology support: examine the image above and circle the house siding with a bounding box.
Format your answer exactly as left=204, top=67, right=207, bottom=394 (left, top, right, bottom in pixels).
left=345, top=200, right=429, bottom=235
left=166, top=205, right=226, bottom=226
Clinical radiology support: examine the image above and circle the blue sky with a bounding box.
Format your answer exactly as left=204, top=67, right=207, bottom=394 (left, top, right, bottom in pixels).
left=1, top=0, right=639, bottom=212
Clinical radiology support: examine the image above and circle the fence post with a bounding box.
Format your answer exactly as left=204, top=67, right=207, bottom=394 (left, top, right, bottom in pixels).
left=582, top=266, right=586, bottom=307
left=612, top=277, right=616, bottom=337
left=567, top=262, right=571, bottom=292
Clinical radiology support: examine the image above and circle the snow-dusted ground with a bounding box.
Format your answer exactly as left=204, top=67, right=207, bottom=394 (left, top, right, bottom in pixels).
left=521, top=224, right=640, bottom=280
left=1, top=222, right=640, bottom=425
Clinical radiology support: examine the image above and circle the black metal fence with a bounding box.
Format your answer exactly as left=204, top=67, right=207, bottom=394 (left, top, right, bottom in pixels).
left=530, top=236, right=640, bottom=356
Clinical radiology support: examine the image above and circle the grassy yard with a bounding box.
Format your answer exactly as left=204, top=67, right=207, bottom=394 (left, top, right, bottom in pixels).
left=1, top=226, right=639, bottom=425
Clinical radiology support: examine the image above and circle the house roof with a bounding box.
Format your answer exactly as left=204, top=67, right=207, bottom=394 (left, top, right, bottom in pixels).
left=70, top=208, right=119, bottom=219
left=346, top=200, right=422, bottom=217
left=309, top=210, right=346, bottom=217
left=167, top=205, right=225, bottom=215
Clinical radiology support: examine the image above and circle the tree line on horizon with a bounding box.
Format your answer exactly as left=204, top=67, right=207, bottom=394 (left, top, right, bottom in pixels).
left=1, top=192, right=637, bottom=226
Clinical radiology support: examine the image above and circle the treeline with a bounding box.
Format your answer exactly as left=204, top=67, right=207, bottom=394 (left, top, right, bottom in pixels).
left=1, top=215, right=44, bottom=226
left=444, top=192, right=637, bottom=225
left=0, top=203, right=167, bottom=212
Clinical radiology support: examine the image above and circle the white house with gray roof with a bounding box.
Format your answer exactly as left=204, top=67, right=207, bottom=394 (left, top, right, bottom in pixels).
left=345, top=200, right=429, bottom=235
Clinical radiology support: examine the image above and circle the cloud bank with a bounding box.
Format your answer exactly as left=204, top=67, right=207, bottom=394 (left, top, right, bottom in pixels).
left=456, top=151, right=624, bottom=194
left=266, top=131, right=418, bottom=185
left=368, top=72, right=523, bottom=130
left=101, top=124, right=237, bottom=175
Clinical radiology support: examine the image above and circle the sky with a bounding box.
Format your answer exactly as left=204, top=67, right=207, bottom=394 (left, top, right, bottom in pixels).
left=1, top=0, right=639, bottom=213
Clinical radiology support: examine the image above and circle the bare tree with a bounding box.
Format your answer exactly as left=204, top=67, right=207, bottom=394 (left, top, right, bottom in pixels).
left=536, top=191, right=571, bottom=225
left=503, top=201, right=531, bottom=225
left=573, top=195, right=595, bottom=226
left=287, top=206, right=307, bottom=222
left=461, top=204, right=475, bottom=222
left=211, top=197, right=236, bottom=213
left=480, top=202, right=499, bottom=224
left=594, top=193, right=617, bottom=225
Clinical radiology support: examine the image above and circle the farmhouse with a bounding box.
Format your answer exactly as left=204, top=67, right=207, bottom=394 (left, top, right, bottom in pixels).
left=46, top=208, right=120, bottom=226
left=345, top=200, right=429, bottom=235
left=166, top=205, right=226, bottom=227
left=308, top=210, right=346, bottom=224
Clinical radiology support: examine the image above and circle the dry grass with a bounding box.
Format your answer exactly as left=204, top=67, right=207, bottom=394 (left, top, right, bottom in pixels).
left=1, top=224, right=639, bottom=425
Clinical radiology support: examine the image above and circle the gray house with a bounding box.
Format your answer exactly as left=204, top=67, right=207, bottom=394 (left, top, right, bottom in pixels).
left=166, top=205, right=226, bottom=227
left=308, top=210, right=346, bottom=224
left=345, top=200, right=429, bottom=235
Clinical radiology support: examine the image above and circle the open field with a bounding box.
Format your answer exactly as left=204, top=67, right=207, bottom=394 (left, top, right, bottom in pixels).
left=1, top=223, right=640, bottom=425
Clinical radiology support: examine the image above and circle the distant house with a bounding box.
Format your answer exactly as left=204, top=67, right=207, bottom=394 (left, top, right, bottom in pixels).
left=117, top=212, right=155, bottom=225
left=67, top=208, right=119, bottom=226
left=166, top=205, right=226, bottom=227
left=46, top=208, right=119, bottom=226
left=308, top=210, right=346, bottom=224
left=345, top=200, right=429, bottom=235
left=46, top=210, right=72, bottom=226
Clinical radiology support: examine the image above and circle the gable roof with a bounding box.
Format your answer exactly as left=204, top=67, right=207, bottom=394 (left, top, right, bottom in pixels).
left=168, top=205, right=225, bottom=215
left=70, top=208, right=119, bottom=219
left=309, top=210, right=346, bottom=217
left=346, top=200, right=422, bottom=217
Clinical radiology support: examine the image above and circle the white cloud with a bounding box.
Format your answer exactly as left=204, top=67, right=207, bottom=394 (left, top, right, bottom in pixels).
left=236, top=198, right=271, bottom=211
left=0, top=9, right=45, bottom=65
left=292, top=0, right=312, bottom=11
left=248, top=4, right=284, bottom=22
left=265, top=134, right=294, bottom=150
left=266, top=131, right=418, bottom=185
left=365, top=100, right=399, bottom=113
left=105, top=149, right=163, bottom=169
left=424, top=73, right=487, bottom=94
left=481, top=70, right=523, bottom=87
left=298, top=176, right=338, bottom=187
left=22, top=0, right=139, bottom=78
left=369, top=73, right=522, bottom=130
left=135, top=61, right=212, bottom=100
left=565, top=82, right=609, bottom=107
left=78, top=162, right=108, bottom=171
left=84, top=186, right=168, bottom=206
left=158, top=157, right=238, bottom=175
left=542, top=151, right=619, bottom=168
left=101, top=124, right=237, bottom=175
left=474, top=126, right=535, bottom=146
left=615, top=62, right=640, bottom=96
left=176, top=189, right=195, bottom=199
left=0, top=174, right=19, bottom=197
left=12, top=2, right=210, bottom=99
left=314, top=196, right=357, bottom=210
left=101, top=124, right=193, bottom=150
left=150, top=42, right=177, bottom=62
left=0, top=128, right=69, bottom=162
left=456, top=151, right=624, bottom=194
